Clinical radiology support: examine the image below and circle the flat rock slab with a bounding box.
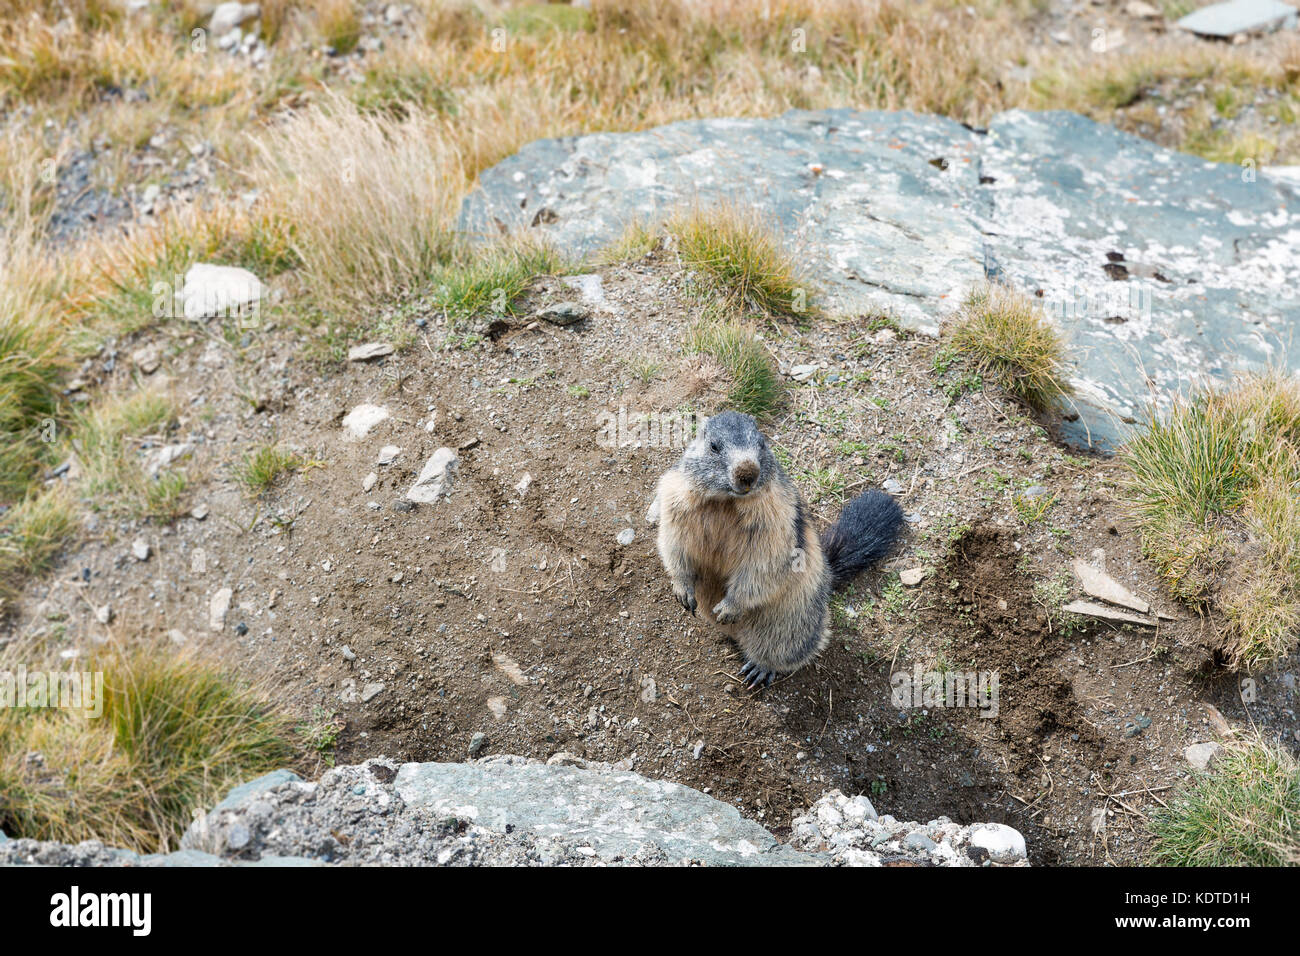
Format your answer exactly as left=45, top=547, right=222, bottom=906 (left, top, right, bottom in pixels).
left=1176, top=0, right=1298, bottom=36
left=394, top=759, right=818, bottom=865
left=459, top=109, right=1300, bottom=451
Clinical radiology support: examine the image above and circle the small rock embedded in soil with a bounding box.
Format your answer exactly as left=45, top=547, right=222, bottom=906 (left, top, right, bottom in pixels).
left=468, top=732, right=487, bottom=756
left=535, top=302, right=586, bottom=325
left=377, top=445, right=400, bottom=465
left=131, top=538, right=150, bottom=561
left=361, top=682, right=385, bottom=703
left=1185, top=741, right=1225, bottom=770
left=882, top=478, right=904, bottom=495
left=131, top=345, right=161, bottom=374
left=406, top=448, right=459, bottom=503
left=362, top=472, right=377, bottom=492
left=968, top=823, right=1027, bottom=863
left=210, top=587, right=233, bottom=632
left=182, top=263, right=264, bottom=321
left=342, top=404, right=390, bottom=440
left=616, top=528, right=635, bottom=546
left=1072, top=557, right=1150, bottom=614
left=94, top=605, right=113, bottom=625
left=341, top=645, right=356, bottom=662
left=789, top=364, right=818, bottom=382
left=347, top=342, right=394, bottom=362
left=899, top=567, right=924, bottom=586
left=191, top=503, right=209, bottom=520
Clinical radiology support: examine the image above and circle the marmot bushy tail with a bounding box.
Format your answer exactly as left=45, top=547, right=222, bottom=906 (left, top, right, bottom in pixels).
left=821, top=487, right=906, bottom=590
left=646, top=411, right=905, bottom=689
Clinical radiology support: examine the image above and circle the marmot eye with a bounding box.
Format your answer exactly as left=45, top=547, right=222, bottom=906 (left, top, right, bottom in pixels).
left=710, top=442, right=721, bottom=453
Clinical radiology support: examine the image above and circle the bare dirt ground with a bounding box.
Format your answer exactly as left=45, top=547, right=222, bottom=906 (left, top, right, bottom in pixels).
left=9, top=251, right=1298, bottom=866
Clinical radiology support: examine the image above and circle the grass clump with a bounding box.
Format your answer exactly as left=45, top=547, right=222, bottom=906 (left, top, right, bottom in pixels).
left=0, top=488, right=75, bottom=610
left=595, top=219, right=663, bottom=266
left=252, top=96, right=464, bottom=304
left=0, top=645, right=297, bottom=853
left=669, top=205, right=813, bottom=318
left=1148, top=735, right=1300, bottom=867
left=687, top=314, right=784, bottom=419
left=235, top=444, right=303, bottom=496
left=76, top=388, right=187, bottom=521
left=431, top=236, right=570, bottom=322
left=950, top=283, right=1073, bottom=413
left=1121, top=372, right=1300, bottom=669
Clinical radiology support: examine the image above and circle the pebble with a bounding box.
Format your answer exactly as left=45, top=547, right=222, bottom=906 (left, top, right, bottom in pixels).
left=131, top=538, right=151, bottom=561
left=1185, top=741, right=1224, bottom=770
left=616, top=528, right=635, bottom=546
left=361, top=682, right=385, bottom=703
left=468, top=732, right=487, bottom=756
left=341, top=645, right=357, bottom=662
left=209, top=587, right=233, bottom=632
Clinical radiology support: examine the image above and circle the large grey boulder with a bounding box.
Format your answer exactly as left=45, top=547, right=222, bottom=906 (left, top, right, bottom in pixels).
left=394, top=756, right=816, bottom=865
left=460, top=109, right=1300, bottom=450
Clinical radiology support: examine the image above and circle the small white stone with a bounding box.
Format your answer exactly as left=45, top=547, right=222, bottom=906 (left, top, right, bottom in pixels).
left=616, top=528, right=635, bottom=546
left=1185, top=741, right=1225, bottom=770
left=968, top=822, right=1026, bottom=862
left=347, top=342, right=393, bottom=362
left=406, top=448, right=459, bottom=503
left=131, top=538, right=151, bottom=561
left=341, top=404, right=390, bottom=440
left=209, top=587, right=233, bottom=632
left=377, top=445, right=400, bottom=465
left=363, top=472, right=378, bottom=492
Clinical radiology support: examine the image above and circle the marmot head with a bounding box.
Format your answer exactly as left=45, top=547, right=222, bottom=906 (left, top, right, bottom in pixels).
left=680, top=411, right=778, bottom=499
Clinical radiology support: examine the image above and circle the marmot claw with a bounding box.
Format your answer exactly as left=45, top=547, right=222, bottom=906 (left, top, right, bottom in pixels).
left=739, top=660, right=776, bottom=689
left=674, top=584, right=697, bottom=615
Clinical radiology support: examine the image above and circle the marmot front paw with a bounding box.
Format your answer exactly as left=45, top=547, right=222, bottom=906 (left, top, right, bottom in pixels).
left=711, top=599, right=741, bottom=625
left=673, top=582, right=697, bottom=615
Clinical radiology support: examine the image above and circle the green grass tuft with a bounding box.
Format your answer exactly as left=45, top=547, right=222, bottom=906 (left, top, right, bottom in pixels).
left=687, top=314, right=784, bottom=419
left=432, top=237, right=571, bottom=323
left=1121, top=372, right=1300, bottom=669
left=950, top=283, right=1073, bottom=413
left=235, top=444, right=303, bottom=496
left=1148, top=735, right=1300, bottom=867
left=669, top=205, right=813, bottom=318
left=0, top=488, right=75, bottom=610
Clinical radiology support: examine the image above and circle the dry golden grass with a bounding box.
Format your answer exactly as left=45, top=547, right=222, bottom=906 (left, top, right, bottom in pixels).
left=0, top=642, right=297, bottom=852
left=251, top=95, right=463, bottom=302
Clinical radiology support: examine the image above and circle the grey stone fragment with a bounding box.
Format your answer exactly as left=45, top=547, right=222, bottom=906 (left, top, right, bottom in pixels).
left=394, top=760, right=818, bottom=865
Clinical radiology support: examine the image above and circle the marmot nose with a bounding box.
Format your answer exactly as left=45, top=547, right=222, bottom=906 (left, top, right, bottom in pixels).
left=731, top=459, right=759, bottom=491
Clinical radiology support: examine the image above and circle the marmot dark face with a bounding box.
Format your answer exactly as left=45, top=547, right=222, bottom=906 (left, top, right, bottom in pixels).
left=680, top=411, right=778, bottom=499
